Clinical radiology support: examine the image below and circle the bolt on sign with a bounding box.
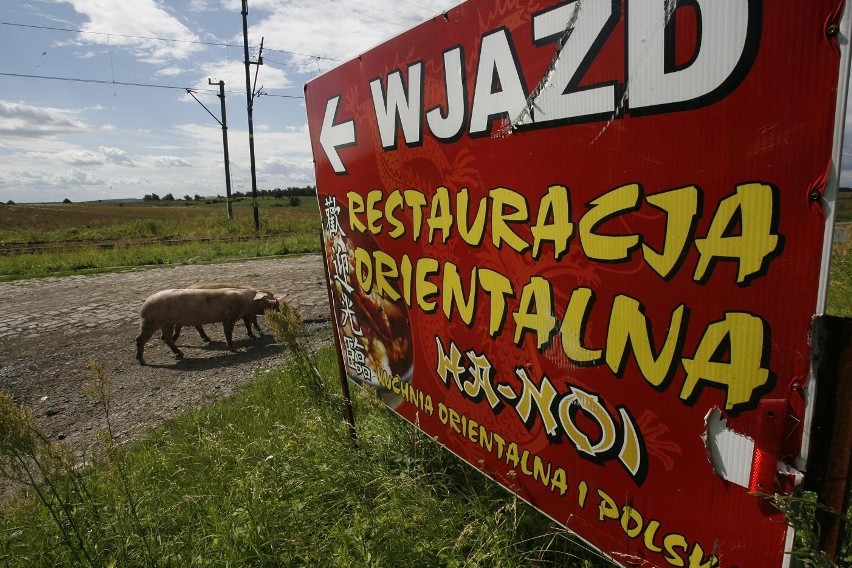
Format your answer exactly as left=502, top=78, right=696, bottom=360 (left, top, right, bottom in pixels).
left=305, top=1, right=851, bottom=566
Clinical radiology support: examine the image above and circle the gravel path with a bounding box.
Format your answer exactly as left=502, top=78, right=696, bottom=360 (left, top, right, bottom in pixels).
left=0, top=255, right=331, bottom=460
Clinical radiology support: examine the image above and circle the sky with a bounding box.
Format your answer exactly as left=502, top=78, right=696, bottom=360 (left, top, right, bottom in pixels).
left=0, top=0, right=459, bottom=203
left=0, top=0, right=851, bottom=204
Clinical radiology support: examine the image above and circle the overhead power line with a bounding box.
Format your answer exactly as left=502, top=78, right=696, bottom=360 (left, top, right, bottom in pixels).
left=0, top=71, right=304, bottom=99
left=312, top=0, right=407, bottom=28
left=393, top=0, right=439, bottom=14
left=334, top=0, right=420, bottom=23
left=0, top=21, right=343, bottom=63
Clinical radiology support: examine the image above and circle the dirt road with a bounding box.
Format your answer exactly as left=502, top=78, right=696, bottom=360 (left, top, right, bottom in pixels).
left=0, top=255, right=331, bottom=458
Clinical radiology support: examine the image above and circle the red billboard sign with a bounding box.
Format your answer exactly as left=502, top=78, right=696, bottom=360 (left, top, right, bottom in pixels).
left=305, top=1, right=850, bottom=566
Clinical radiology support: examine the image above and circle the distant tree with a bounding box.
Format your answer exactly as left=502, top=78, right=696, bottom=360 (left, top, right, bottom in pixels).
left=143, top=193, right=160, bottom=202
left=162, top=193, right=175, bottom=201
left=288, top=196, right=301, bottom=207
left=194, top=194, right=204, bottom=201
left=183, top=194, right=192, bottom=201
left=6, top=200, right=14, bottom=205
left=63, top=198, right=72, bottom=203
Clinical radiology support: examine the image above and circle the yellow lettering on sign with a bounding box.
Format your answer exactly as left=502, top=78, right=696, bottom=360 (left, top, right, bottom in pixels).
left=694, top=182, right=780, bottom=284
left=366, top=189, right=383, bottom=234
left=559, top=287, right=603, bottom=365
left=347, top=190, right=366, bottom=232
left=513, top=367, right=560, bottom=436
left=531, top=184, right=573, bottom=260
left=457, top=187, right=488, bottom=246
left=441, top=262, right=476, bottom=325
left=681, top=312, right=770, bottom=410
left=385, top=189, right=406, bottom=238
left=643, top=185, right=699, bottom=279
left=579, top=183, right=641, bottom=262
left=490, top=187, right=530, bottom=253
left=414, top=257, right=440, bottom=312
left=403, top=189, right=427, bottom=241
left=479, top=268, right=514, bottom=337
left=513, top=276, right=556, bottom=348
left=428, top=186, right=454, bottom=243
left=374, top=251, right=399, bottom=301
left=606, top=295, right=686, bottom=387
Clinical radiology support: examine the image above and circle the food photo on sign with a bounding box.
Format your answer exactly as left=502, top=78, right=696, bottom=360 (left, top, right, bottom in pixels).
left=306, top=0, right=852, bottom=566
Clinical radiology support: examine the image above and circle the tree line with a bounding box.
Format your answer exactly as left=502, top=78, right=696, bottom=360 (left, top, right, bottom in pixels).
left=143, top=186, right=317, bottom=203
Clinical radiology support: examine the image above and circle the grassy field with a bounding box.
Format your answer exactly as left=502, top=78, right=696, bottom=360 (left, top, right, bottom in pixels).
left=0, top=198, right=322, bottom=281
left=835, top=191, right=852, bottom=223
left=0, top=313, right=611, bottom=568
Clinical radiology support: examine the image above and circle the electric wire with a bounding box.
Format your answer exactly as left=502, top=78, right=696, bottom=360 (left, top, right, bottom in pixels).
left=334, top=0, right=421, bottom=24
left=0, top=21, right=343, bottom=63
left=393, top=0, right=442, bottom=14
left=0, top=71, right=304, bottom=99
left=309, top=0, right=408, bottom=28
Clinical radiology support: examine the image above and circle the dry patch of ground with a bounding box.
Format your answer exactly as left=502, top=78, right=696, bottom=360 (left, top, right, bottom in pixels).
left=0, top=255, right=331, bottom=458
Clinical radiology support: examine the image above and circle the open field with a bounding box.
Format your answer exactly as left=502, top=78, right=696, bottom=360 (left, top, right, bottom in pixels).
left=0, top=197, right=320, bottom=244
left=0, top=198, right=322, bottom=280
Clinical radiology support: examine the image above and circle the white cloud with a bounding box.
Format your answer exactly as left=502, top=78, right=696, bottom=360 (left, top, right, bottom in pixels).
left=0, top=100, right=86, bottom=137
left=56, top=0, right=204, bottom=61
left=99, top=146, right=137, bottom=167
left=150, top=156, right=192, bottom=167
left=194, top=57, right=292, bottom=93
left=187, top=0, right=216, bottom=12
left=156, top=66, right=189, bottom=77
left=57, top=168, right=104, bottom=186
left=247, top=0, right=456, bottom=71
left=61, top=149, right=105, bottom=166
left=0, top=167, right=102, bottom=188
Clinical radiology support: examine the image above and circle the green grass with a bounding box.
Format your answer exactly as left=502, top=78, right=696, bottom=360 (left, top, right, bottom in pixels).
left=834, top=192, right=852, bottom=223
left=0, top=344, right=608, bottom=568
left=0, top=199, right=322, bottom=281
left=827, top=238, right=852, bottom=317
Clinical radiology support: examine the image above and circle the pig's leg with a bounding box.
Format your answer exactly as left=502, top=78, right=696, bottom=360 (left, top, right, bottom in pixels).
left=195, top=326, right=211, bottom=342
left=136, top=321, right=158, bottom=365
left=251, top=315, right=264, bottom=336
left=243, top=316, right=256, bottom=338
left=222, top=319, right=237, bottom=351
left=160, top=324, right=184, bottom=358
left=171, top=325, right=183, bottom=342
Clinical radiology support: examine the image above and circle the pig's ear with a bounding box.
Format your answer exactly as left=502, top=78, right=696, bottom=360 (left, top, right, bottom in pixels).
left=254, top=292, right=268, bottom=301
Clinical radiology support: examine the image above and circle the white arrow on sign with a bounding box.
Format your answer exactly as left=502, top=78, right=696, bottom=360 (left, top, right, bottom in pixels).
left=320, top=95, right=356, bottom=174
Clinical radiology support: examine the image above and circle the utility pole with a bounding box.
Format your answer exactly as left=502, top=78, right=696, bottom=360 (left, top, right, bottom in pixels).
left=186, top=83, right=233, bottom=219
left=211, top=79, right=234, bottom=219
left=241, top=0, right=261, bottom=231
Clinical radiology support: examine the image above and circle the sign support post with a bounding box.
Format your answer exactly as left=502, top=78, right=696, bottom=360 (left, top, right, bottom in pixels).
left=809, top=315, right=852, bottom=561
left=320, top=231, right=358, bottom=448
